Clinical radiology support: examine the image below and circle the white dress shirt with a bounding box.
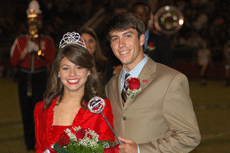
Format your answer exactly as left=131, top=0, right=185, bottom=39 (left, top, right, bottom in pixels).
left=120, top=54, right=148, bottom=153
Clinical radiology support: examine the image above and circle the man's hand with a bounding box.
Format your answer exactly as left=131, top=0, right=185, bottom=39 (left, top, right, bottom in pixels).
left=118, top=137, right=138, bottom=153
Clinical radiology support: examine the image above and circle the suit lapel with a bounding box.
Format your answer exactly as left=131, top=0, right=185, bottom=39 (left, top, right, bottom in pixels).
left=112, top=69, right=124, bottom=110
left=123, top=59, right=157, bottom=110
left=139, top=59, right=157, bottom=90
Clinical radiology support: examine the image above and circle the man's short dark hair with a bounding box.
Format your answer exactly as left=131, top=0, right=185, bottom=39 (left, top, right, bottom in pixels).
left=105, top=12, right=145, bottom=41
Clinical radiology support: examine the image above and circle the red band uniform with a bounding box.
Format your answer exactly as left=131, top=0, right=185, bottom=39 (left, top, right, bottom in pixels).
left=10, top=34, right=56, bottom=150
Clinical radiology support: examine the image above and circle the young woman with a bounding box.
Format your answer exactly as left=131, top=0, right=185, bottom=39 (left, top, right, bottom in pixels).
left=79, top=28, right=107, bottom=90
left=34, top=32, right=115, bottom=153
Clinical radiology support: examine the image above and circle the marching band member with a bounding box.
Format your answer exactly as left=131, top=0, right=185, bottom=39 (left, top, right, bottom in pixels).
left=10, top=0, right=56, bottom=150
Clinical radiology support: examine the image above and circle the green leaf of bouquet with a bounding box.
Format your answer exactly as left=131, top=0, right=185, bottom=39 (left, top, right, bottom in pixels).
left=98, top=139, right=116, bottom=147
left=131, top=95, right=135, bottom=99
left=53, top=142, right=69, bottom=153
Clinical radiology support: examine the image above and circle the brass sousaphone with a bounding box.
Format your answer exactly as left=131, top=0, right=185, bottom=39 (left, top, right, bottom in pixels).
left=153, top=5, right=184, bottom=35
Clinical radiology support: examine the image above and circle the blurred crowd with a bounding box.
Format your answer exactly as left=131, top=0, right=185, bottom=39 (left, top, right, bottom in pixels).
left=0, top=0, right=229, bottom=78
left=1, top=0, right=229, bottom=51
left=173, top=0, right=229, bottom=53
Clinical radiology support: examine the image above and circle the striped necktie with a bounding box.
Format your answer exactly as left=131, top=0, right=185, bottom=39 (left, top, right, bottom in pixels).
left=121, top=73, right=130, bottom=103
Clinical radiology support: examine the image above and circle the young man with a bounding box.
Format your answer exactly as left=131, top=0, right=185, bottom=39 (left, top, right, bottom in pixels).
left=106, top=1, right=172, bottom=83
left=105, top=12, right=201, bottom=153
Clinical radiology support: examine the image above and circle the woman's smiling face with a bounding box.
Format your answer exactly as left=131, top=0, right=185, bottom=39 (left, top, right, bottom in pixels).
left=81, top=33, right=96, bottom=55
left=58, top=57, right=90, bottom=93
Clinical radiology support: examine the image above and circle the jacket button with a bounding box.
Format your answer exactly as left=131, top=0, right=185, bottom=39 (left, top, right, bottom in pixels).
left=122, top=116, right=126, bottom=120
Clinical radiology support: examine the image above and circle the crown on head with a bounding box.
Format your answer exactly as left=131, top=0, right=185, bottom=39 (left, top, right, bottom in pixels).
left=59, top=32, right=86, bottom=48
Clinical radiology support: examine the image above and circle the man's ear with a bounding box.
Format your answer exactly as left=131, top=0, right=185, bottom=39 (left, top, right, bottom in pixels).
left=140, top=34, right=145, bottom=46
left=87, top=70, right=90, bottom=77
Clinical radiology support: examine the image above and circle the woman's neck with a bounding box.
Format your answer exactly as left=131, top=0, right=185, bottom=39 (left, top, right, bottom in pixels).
left=60, top=90, right=84, bottom=106
left=53, top=91, right=84, bottom=126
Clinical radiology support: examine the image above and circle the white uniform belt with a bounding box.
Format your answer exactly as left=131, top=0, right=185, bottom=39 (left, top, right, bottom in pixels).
left=19, top=68, right=46, bottom=74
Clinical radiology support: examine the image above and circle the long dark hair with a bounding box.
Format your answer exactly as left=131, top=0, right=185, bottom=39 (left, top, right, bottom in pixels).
left=43, top=44, right=104, bottom=110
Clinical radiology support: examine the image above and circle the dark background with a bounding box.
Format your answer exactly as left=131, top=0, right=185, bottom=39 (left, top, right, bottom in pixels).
left=0, top=0, right=229, bottom=80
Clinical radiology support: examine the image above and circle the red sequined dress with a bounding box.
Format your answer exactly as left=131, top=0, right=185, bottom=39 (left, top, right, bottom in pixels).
left=34, top=97, right=115, bottom=153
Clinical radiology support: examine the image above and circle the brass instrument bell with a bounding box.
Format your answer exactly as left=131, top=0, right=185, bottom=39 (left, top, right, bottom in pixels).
left=153, top=6, right=184, bottom=35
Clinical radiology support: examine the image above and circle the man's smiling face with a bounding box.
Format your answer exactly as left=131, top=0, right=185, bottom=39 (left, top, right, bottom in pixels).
left=109, top=28, right=145, bottom=71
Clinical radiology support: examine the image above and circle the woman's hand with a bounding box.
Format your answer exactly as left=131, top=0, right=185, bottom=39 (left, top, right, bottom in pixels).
left=113, top=65, right=123, bottom=75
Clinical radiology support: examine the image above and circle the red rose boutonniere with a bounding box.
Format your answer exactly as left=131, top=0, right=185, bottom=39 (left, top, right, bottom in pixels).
left=126, top=77, right=142, bottom=99
left=146, top=42, right=155, bottom=52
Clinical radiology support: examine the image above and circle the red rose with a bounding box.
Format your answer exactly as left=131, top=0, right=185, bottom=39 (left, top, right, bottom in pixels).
left=127, top=78, right=140, bottom=90
left=148, top=42, right=155, bottom=47
left=86, top=133, right=93, bottom=139
left=75, top=128, right=87, bottom=140
left=58, top=132, right=70, bottom=147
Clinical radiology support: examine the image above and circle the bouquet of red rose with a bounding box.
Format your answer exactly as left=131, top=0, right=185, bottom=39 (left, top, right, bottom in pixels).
left=52, top=126, right=119, bottom=153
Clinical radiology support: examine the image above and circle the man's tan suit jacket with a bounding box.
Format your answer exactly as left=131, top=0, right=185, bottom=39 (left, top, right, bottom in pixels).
left=105, top=58, right=201, bottom=152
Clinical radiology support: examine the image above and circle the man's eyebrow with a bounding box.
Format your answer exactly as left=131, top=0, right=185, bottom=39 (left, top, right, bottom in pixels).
left=123, top=31, right=134, bottom=35
left=110, top=35, right=118, bottom=38
left=110, top=31, right=134, bottom=38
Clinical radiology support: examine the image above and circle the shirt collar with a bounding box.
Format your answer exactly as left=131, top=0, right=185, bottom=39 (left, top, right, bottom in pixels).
left=120, top=55, right=149, bottom=92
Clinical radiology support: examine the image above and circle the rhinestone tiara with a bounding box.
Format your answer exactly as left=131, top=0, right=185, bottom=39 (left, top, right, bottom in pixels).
left=59, top=32, right=86, bottom=48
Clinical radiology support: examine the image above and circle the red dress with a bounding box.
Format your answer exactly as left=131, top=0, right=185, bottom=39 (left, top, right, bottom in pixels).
left=34, top=97, right=115, bottom=153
